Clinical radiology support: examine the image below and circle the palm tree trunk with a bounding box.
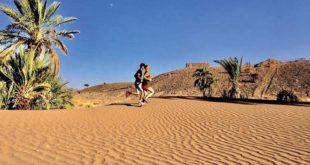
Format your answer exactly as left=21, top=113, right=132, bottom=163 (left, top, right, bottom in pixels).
left=231, top=81, right=240, bottom=98
left=17, top=96, right=30, bottom=110
left=209, top=87, right=213, bottom=97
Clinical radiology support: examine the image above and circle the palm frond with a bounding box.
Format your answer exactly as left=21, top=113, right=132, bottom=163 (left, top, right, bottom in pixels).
left=55, top=17, right=78, bottom=26
left=45, top=16, right=77, bottom=28
left=32, top=82, right=51, bottom=92
left=2, top=0, right=78, bottom=76
left=0, top=47, right=52, bottom=109
left=13, top=0, right=24, bottom=15
left=37, top=0, right=47, bottom=23
left=51, top=38, right=68, bottom=54
left=0, top=4, right=21, bottom=21
left=57, top=30, right=79, bottom=39
left=44, top=1, right=60, bottom=20
left=0, top=67, right=13, bottom=82
left=5, top=23, right=31, bottom=35
left=0, top=29, right=29, bottom=42
left=0, top=40, right=25, bottom=61
left=14, top=0, right=32, bottom=16
left=214, top=57, right=243, bottom=98
left=214, top=57, right=243, bottom=82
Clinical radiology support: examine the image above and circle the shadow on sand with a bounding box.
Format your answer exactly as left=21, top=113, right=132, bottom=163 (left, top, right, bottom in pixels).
left=106, top=96, right=310, bottom=107
left=156, top=96, right=310, bottom=107
left=107, top=102, right=141, bottom=107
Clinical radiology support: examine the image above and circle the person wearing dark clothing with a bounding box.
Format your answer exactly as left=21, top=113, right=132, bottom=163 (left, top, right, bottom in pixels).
left=134, top=68, right=143, bottom=92
left=126, top=63, right=146, bottom=106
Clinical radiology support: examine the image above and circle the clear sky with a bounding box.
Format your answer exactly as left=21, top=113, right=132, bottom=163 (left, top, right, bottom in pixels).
left=1, top=0, right=310, bottom=88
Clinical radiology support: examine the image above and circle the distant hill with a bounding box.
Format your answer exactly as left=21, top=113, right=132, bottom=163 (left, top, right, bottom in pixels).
left=74, top=59, right=310, bottom=107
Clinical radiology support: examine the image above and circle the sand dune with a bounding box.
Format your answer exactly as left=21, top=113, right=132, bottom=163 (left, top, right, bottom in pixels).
left=0, top=98, right=309, bottom=164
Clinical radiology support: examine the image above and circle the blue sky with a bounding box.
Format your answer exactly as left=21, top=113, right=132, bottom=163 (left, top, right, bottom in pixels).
left=1, top=0, right=310, bottom=88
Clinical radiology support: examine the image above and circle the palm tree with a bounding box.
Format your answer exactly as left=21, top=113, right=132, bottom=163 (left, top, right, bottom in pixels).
left=0, top=0, right=79, bottom=74
left=46, top=77, right=73, bottom=109
left=214, top=57, right=243, bottom=98
left=0, top=48, right=51, bottom=109
left=193, top=68, right=216, bottom=97
left=0, top=81, right=14, bottom=109
left=32, top=77, right=74, bottom=109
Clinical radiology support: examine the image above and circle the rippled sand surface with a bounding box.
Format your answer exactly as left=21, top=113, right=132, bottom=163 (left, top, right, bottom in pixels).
left=0, top=98, right=309, bottom=164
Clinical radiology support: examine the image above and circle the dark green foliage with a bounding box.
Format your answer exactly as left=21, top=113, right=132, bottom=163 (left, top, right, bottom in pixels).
left=0, top=0, right=77, bottom=109
left=31, top=77, right=74, bottom=110
left=0, top=82, right=14, bottom=109
left=214, top=57, right=243, bottom=98
left=193, top=68, right=217, bottom=97
left=48, top=78, right=74, bottom=109
left=214, top=57, right=243, bottom=83
left=0, top=48, right=50, bottom=109
left=221, top=90, right=230, bottom=99
left=221, top=89, right=237, bottom=99
left=0, top=48, right=74, bottom=110
left=277, top=90, right=299, bottom=103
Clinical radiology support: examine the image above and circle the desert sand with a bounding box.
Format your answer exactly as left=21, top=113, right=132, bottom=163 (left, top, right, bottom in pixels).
left=0, top=98, right=309, bottom=164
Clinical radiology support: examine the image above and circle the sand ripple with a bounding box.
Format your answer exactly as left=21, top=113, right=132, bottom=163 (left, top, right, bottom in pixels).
left=0, top=98, right=309, bottom=164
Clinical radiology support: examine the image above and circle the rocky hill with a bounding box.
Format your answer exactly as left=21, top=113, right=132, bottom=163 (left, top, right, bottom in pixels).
left=75, top=59, right=310, bottom=107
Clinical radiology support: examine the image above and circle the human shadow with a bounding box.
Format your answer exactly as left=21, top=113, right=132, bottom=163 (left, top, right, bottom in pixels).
left=156, top=96, right=310, bottom=107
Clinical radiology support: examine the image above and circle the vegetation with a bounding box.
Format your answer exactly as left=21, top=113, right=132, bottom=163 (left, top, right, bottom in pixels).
left=0, top=0, right=77, bottom=110
left=0, top=0, right=79, bottom=75
left=193, top=68, right=217, bottom=97
left=0, top=48, right=74, bottom=110
left=277, top=90, right=299, bottom=103
left=221, top=89, right=230, bottom=99
left=214, top=57, right=243, bottom=99
left=0, top=81, right=13, bottom=109
left=31, top=76, right=74, bottom=109
left=0, top=48, right=51, bottom=109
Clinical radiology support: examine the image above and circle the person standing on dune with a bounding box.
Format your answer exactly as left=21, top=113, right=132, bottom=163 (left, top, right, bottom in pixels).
left=126, top=63, right=146, bottom=106
left=142, top=65, right=155, bottom=103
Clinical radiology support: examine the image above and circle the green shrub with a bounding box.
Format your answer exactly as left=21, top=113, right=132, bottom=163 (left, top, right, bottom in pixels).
left=221, top=89, right=238, bottom=99
left=31, top=78, right=74, bottom=110
left=46, top=78, right=74, bottom=109
left=193, top=68, right=217, bottom=97
left=221, top=90, right=230, bottom=99
left=277, top=90, right=299, bottom=103
left=0, top=48, right=51, bottom=110
left=0, top=48, right=74, bottom=110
